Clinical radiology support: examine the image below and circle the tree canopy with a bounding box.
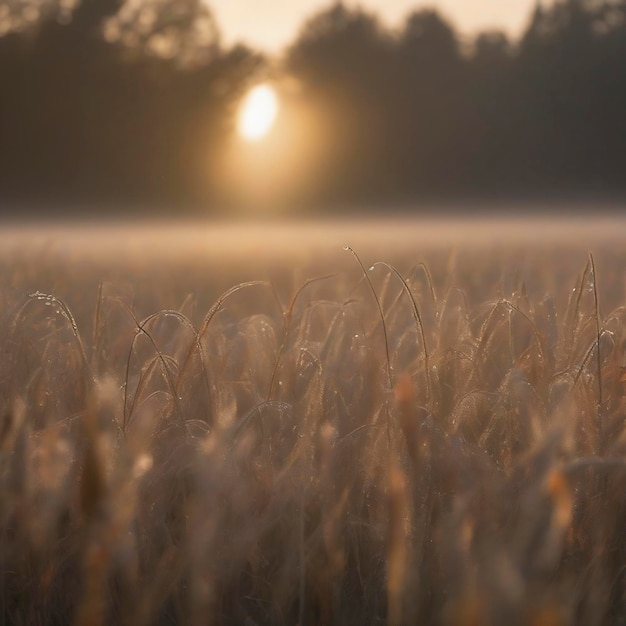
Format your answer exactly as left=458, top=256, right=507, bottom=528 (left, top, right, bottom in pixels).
left=0, top=0, right=625, bottom=214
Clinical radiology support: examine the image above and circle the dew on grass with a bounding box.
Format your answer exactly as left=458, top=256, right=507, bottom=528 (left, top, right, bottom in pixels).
left=2, top=219, right=626, bottom=624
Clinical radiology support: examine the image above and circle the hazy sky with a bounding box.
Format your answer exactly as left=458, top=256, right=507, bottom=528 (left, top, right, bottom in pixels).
left=209, top=0, right=548, bottom=53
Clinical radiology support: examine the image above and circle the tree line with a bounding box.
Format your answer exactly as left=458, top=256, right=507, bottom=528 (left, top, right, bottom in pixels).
left=1, top=0, right=625, bottom=214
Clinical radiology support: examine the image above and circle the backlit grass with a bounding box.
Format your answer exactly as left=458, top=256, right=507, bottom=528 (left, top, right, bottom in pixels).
left=1, top=238, right=626, bottom=625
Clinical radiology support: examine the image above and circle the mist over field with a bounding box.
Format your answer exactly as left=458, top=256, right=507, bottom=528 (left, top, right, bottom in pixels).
left=2, top=213, right=625, bottom=312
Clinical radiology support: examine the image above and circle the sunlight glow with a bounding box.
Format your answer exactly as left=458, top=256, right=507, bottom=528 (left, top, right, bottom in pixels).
left=237, top=84, right=279, bottom=142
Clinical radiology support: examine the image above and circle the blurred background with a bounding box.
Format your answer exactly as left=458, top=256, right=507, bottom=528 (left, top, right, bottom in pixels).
left=0, top=0, right=625, bottom=218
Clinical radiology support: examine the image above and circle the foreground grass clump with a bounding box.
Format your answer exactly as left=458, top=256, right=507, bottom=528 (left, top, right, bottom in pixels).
left=1, top=253, right=626, bottom=626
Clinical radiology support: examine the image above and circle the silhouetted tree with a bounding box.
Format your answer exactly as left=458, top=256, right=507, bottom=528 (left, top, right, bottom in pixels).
left=401, top=9, right=460, bottom=65
left=0, top=0, right=74, bottom=36
left=285, top=2, right=394, bottom=203
left=390, top=10, right=468, bottom=192
left=2, top=0, right=626, bottom=212
left=0, top=0, right=262, bottom=212
left=516, top=0, right=625, bottom=191
left=72, top=0, right=124, bottom=35
left=103, top=0, right=220, bottom=67
left=287, top=2, right=390, bottom=88
left=464, top=32, right=517, bottom=190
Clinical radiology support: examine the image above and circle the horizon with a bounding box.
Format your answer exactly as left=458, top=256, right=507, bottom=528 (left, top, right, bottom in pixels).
left=208, top=0, right=553, bottom=53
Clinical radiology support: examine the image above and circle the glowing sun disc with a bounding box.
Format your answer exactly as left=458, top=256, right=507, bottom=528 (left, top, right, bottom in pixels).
left=238, top=85, right=279, bottom=141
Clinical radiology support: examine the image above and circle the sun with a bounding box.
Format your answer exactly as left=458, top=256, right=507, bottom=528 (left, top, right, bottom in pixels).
left=237, top=84, right=279, bottom=142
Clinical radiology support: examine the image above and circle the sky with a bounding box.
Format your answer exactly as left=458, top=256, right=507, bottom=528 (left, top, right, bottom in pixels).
left=208, top=0, right=549, bottom=54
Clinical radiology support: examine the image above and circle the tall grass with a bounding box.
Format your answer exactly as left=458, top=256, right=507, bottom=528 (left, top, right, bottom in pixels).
left=1, top=248, right=626, bottom=625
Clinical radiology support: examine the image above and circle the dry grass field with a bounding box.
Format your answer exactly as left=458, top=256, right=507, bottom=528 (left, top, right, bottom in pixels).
left=1, top=216, right=626, bottom=625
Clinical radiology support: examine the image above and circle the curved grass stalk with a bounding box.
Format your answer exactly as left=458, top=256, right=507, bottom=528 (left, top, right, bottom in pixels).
left=123, top=357, right=173, bottom=432
left=138, top=309, right=211, bottom=416
left=411, top=261, right=438, bottom=312
left=107, top=298, right=210, bottom=418
left=371, top=262, right=431, bottom=405
left=8, top=292, right=94, bottom=392
left=588, top=253, right=603, bottom=433
left=344, top=247, right=392, bottom=390
left=191, top=280, right=269, bottom=420
left=267, top=274, right=336, bottom=400
left=563, top=257, right=594, bottom=366
left=123, top=313, right=185, bottom=429
left=124, top=356, right=160, bottom=428
left=232, top=399, right=293, bottom=443
left=572, top=328, right=612, bottom=389
left=470, top=299, right=547, bottom=392
left=197, top=281, right=269, bottom=339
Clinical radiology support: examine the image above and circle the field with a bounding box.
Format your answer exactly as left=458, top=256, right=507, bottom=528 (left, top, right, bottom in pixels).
left=1, top=216, right=626, bottom=625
